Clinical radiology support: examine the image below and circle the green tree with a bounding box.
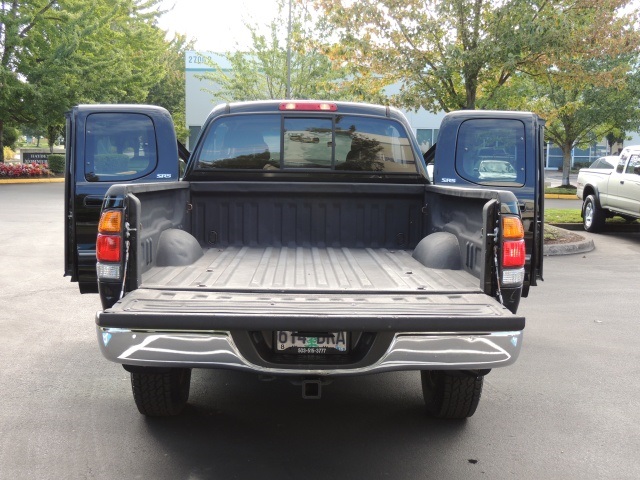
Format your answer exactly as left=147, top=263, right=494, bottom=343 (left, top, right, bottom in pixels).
left=316, top=0, right=640, bottom=114
left=533, top=66, right=640, bottom=185
left=606, top=130, right=626, bottom=154
left=494, top=2, right=640, bottom=186
left=1, top=125, right=18, bottom=149
left=316, top=0, right=640, bottom=187
left=199, top=0, right=386, bottom=103
left=315, top=0, right=561, bottom=112
left=0, top=0, right=168, bottom=161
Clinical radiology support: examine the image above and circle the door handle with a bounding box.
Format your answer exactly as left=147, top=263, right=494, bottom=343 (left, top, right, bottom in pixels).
left=83, top=195, right=104, bottom=207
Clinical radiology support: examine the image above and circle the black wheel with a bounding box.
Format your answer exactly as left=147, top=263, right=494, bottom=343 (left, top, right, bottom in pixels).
left=130, top=367, right=191, bottom=416
left=421, top=370, right=483, bottom=419
left=583, top=195, right=605, bottom=232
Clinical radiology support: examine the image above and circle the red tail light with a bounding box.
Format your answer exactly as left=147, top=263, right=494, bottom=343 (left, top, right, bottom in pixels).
left=503, top=239, right=526, bottom=267
left=97, top=234, right=121, bottom=262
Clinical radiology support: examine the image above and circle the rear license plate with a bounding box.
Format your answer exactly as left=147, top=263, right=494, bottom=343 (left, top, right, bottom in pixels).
left=275, top=331, right=348, bottom=354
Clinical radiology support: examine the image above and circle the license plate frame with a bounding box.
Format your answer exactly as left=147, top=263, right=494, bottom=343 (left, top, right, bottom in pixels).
left=274, top=331, right=349, bottom=355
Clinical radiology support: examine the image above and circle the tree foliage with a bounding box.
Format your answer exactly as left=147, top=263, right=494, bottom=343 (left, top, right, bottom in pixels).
left=145, top=33, right=195, bottom=143
left=0, top=0, right=171, bottom=161
left=199, top=0, right=386, bottom=103
left=501, top=1, right=640, bottom=186
left=316, top=0, right=640, bottom=187
left=315, top=0, right=562, bottom=112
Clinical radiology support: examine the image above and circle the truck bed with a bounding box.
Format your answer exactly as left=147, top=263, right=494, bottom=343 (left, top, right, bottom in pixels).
left=141, top=245, right=480, bottom=293
left=98, top=181, right=524, bottom=332
left=100, top=245, right=523, bottom=333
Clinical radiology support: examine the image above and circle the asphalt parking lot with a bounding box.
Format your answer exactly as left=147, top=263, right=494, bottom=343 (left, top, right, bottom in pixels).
left=1, top=183, right=639, bottom=480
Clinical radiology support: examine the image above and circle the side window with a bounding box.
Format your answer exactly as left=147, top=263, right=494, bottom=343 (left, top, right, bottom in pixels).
left=616, top=156, right=626, bottom=174
left=197, top=115, right=280, bottom=169
left=334, top=115, right=416, bottom=172
left=85, top=113, right=157, bottom=182
left=455, top=119, right=525, bottom=186
left=626, top=155, right=640, bottom=175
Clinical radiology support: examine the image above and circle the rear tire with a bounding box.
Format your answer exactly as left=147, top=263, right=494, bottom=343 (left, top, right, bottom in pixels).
left=130, top=368, right=191, bottom=416
left=421, top=370, right=483, bottom=419
left=583, top=195, right=605, bottom=232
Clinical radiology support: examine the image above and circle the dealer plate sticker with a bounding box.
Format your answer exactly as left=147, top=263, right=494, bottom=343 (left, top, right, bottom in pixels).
left=275, top=331, right=348, bottom=354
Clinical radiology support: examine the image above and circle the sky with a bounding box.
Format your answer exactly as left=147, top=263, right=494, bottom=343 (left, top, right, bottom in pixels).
left=156, top=0, right=283, bottom=52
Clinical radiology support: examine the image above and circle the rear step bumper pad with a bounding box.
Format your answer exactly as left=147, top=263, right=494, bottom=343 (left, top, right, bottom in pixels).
left=97, top=327, right=522, bottom=374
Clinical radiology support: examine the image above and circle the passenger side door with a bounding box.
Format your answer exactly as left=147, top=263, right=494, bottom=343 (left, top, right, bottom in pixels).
left=616, top=154, right=640, bottom=214
left=65, top=105, right=183, bottom=293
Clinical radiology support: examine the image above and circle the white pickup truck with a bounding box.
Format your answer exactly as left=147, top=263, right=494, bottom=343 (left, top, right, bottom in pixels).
left=577, top=145, right=640, bottom=232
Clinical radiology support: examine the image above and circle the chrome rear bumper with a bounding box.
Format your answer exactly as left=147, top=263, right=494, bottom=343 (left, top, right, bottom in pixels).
left=97, top=327, right=522, bottom=375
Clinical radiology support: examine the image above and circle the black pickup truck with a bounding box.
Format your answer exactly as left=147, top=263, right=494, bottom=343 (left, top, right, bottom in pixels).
left=65, top=101, right=544, bottom=418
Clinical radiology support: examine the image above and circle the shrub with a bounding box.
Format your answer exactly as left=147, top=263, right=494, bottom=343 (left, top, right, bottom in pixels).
left=0, top=162, right=50, bottom=178
left=2, top=126, right=19, bottom=149
left=3, top=146, right=15, bottom=161
left=48, top=154, right=65, bottom=174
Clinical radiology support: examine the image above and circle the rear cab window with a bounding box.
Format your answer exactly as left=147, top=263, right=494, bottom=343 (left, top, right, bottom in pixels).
left=194, top=113, right=417, bottom=174
left=455, top=119, right=526, bottom=187
left=84, top=113, right=158, bottom=182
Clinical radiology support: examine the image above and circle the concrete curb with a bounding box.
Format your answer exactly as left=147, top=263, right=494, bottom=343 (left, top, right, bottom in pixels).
left=551, top=222, right=640, bottom=232
left=544, top=236, right=595, bottom=256
left=0, top=177, right=64, bottom=184
left=544, top=194, right=579, bottom=199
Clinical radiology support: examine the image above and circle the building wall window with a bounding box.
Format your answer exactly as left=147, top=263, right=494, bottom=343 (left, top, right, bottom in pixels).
left=545, top=142, right=608, bottom=169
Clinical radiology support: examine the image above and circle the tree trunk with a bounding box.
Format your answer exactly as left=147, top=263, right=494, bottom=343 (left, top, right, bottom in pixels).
left=561, top=141, right=573, bottom=187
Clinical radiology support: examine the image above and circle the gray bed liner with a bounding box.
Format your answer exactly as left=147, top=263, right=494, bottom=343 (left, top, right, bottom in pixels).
left=141, top=246, right=480, bottom=293
left=100, top=246, right=524, bottom=331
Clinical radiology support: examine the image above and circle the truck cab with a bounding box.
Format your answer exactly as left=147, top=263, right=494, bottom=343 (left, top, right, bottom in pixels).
left=577, top=145, right=640, bottom=231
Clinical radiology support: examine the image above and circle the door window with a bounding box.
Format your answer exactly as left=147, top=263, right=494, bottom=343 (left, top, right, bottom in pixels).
left=455, top=119, right=526, bottom=186
left=84, top=113, right=158, bottom=181
left=625, top=155, right=640, bottom=175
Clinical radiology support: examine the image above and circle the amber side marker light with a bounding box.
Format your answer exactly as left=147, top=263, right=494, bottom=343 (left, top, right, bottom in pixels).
left=98, top=210, right=122, bottom=234
left=502, top=216, right=525, bottom=239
